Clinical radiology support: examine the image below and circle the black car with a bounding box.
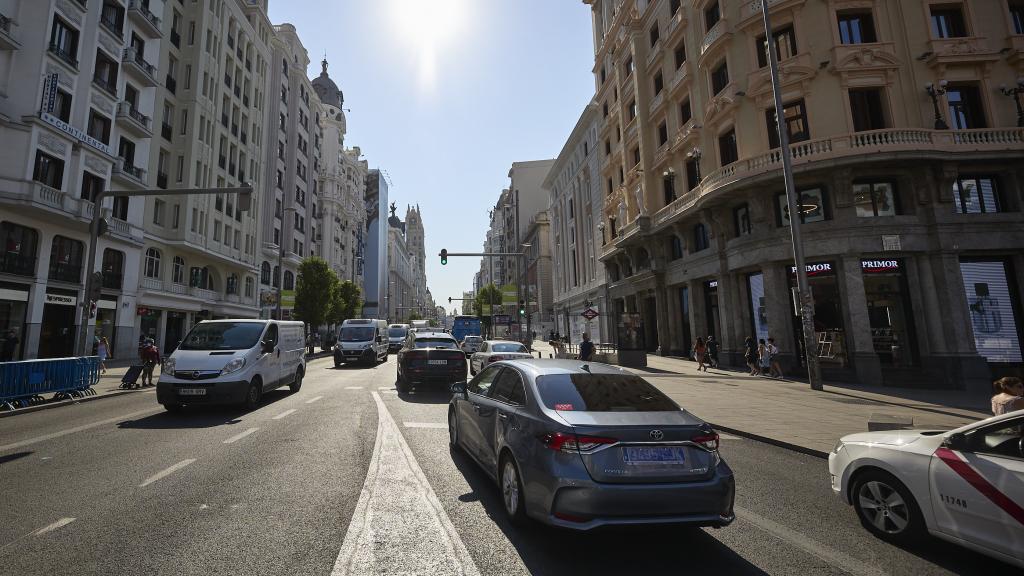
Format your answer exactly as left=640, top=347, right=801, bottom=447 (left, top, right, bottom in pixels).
left=396, top=331, right=466, bottom=393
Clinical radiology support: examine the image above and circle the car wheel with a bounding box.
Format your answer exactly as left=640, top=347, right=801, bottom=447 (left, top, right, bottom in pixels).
left=396, top=369, right=410, bottom=394
left=289, top=369, right=303, bottom=393
left=852, top=469, right=925, bottom=544
left=448, top=408, right=460, bottom=449
left=499, top=454, right=528, bottom=526
left=243, top=378, right=262, bottom=410
left=163, top=403, right=183, bottom=413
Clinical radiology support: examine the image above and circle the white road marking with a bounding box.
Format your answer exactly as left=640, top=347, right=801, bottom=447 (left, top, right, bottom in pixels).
left=377, top=386, right=393, bottom=390
left=0, top=408, right=161, bottom=454
left=32, top=518, right=76, bottom=536
left=332, top=392, right=480, bottom=576
left=344, top=386, right=364, bottom=390
left=305, top=395, right=324, bottom=404
left=272, top=408, right=297, bottom=420
left=223, top=427, right=259, bottom=444
left=403, top=422, right=448, bottom=429
left=718, top=433, right=742, bottom=440
left=734, top=506, right=887, bottom=576
left=139, top=459, right=196, bottom=487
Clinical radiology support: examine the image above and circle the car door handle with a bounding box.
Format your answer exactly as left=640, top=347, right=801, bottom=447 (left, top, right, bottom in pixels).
left=471, top=404, right=481, bottom=413
left=497, top=412, right=508, bottom=420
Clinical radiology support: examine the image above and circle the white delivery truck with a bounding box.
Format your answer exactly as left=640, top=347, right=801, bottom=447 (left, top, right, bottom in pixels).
left=334, top=319, right=388, bottom=367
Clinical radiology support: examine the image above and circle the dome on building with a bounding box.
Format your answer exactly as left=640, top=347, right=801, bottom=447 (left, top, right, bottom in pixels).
left=312, top=57, right=344, bottom=109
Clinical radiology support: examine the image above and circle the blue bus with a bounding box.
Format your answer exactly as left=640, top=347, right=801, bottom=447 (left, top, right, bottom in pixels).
left=451, top=316, right=482, bottom=343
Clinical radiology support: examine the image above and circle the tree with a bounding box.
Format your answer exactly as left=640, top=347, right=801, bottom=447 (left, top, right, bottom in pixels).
left=474, top=283, right=502, bottom=335
left=328, top=280, right=363, bottom=324
left=293, top=257, right=337, bottom=330
left=407, top=311, right=424, bottom=322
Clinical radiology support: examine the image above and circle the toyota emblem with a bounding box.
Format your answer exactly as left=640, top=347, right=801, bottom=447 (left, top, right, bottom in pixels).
left=650, top=429, right=664, bottom=440
left=192, top=371, right=201, bottom=379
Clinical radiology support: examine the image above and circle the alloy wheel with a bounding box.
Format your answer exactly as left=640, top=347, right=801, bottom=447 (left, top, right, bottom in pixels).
left=502, top=460, right=519, bottom=516
left=857, top=480, right=909, bottom=534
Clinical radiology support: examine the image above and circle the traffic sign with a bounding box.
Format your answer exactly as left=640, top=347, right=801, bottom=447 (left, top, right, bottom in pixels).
left=582, top=307, right=600, bottom=321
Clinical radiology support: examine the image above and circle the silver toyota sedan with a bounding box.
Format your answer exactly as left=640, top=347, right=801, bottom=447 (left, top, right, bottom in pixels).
left=448, top=359, right=735, bottom=530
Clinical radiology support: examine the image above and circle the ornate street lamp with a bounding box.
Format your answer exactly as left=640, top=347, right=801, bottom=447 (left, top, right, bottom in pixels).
left=1000, top=78, right=1024, bottom=128
left=925, top=80, right=949, bottom=130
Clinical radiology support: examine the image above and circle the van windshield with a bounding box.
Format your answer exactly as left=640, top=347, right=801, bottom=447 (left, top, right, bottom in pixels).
left=179, top=322, right=265, bottom=351
left=340, top=326, right=375, bottom=342
left=388, top=328, right=408, bottom=338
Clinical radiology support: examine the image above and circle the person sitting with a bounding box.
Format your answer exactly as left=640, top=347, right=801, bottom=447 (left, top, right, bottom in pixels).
left=991, top=376, right=1024, bottom=416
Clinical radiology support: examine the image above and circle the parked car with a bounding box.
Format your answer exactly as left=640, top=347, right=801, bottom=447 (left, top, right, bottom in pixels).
left=829, top=410, right=1024, bottom=568
left=460, top=335, right=483, bottom=356
left=448, top=359, right=735, bottom=530
left=157, top=320, right=305, bottom=412
left=469, top=340, right=532, bottom=375
left=387, top=323, right=410, bottom=352
left=334, top=319, right=388, bottom=367
left=396, top=331, right=467, bottom=393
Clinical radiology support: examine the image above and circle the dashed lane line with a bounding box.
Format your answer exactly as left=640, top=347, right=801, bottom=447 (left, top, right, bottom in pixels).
left=272, top=408, right=297, bottom=420
left=139, top=459, right=196, bottom=488
left=31, top=518, right=76, bottom=537
left=344, top=386, right=364, bottom=390
left=403, top=422, right=448, bottom=429
left=305, top=396, right=324, bottom=404
left=223, top=428, right=259, bottom=444
left=0, top=408, right=162, bottom=454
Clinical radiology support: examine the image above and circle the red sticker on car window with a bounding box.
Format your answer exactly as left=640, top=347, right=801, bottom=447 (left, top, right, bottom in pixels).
left=554, top=404, right=574, bottom=411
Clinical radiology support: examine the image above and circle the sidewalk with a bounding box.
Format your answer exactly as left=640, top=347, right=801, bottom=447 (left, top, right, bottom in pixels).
left=529, top=341, right=990, bottom=456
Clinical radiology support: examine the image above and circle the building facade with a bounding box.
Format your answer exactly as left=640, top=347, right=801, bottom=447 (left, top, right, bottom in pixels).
left=584, top=0, right=1024, bottom=391
left=362, top=168, right=388, bottom=318
left=522, top=209, right=554, bottom=337
left=545, top=102, right=611, bottom=343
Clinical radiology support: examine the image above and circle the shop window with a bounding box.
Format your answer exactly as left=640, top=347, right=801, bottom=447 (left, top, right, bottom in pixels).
left=756, top=26, right=797, bottom=68
left=734, top=204, right=752, bottom=236
left=863, top=259, right=918, bottom=367
left=837, top=10, right=877, bottom=44
left=32, top=151, right=64, bottom=189
left=953, top=176, right=1002, bottom=214
left=853, top=181, right=898, bottom=217
left=1013, top=3, right=1024, bottom=34
left=172, top=256, right=185, bottom=284
left=718, top=129, right=738, bottom=166
left=960, top=260, right=1022, bottom=362
left=930, top=4, right=967, bottom=38
left=710, top=60, right=729, bottom=95
left=704, top=1, right=720, bottom=31
left=693, top=223, right=709, bottom=251
left=670, top=235, right=684, bottom=260
left=766, top=100, right=809, bottom=148
left=144, top=248, right=161, bottom=279
left=849, top=88, right=888, bottom=131
left=101, top=248, right=124, bottom=290
left=946, top=84, right=987, bottom=129
left=748, top=273, right=769, bottom=343
left=284, top=270, right=294, bottom=290
left=48, top=236, right=83, bottom=283
left=779, top=188, right=828, bottom=226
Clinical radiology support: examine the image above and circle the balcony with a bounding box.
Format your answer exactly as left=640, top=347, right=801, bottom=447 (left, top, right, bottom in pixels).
left=113, top=157, right=147, bottom=186
left=699, top=18, right=730, bottom=60
left=115, top=101, right=152, bottom=137
left=189, top=286, right=216, bottom=300
left=165, top=74, right=176, bottom=94
left=668, top=61, right=691, bottom=96
left=127, top=1, right=162, bottom=37
left=161, top=121, right=172, bottom=140
left=0, top=252, right=36, bottom=277
left=48, top=261, right=82, bottom=283
left=0, top=13, right=21, bottom=51
left=923, top=36, right=999, bottom=69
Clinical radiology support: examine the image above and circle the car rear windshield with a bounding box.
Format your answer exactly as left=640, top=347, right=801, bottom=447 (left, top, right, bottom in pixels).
left=179, top=322, right=264, bottom=351
left=535, top=374, right=679, bottom=412
left=340, top=326, right=375, bottom=342
left=492, top=343, right=527, bottom=353
left=389, top=328, right=408, bottom=338
left=464, top=337, right=482, bottom=342
left=414, top=338, right=458, bottom=349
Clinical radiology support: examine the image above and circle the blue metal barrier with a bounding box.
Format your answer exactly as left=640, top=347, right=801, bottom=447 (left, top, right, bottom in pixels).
left=0, top=357, right=100, bottom=410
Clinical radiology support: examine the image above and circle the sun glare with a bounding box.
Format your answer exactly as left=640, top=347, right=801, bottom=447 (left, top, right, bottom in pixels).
left=390, top=0, right=467, bottom=90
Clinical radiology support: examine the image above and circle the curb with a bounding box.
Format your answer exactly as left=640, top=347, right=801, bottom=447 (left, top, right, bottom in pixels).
left=708, top=422, right=829, bottom=460
left=0, top=388, right=145, bottom=418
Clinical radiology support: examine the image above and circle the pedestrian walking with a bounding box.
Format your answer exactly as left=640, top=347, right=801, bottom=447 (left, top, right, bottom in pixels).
left=757, top=339, right=770, bottom=376
left=743, top=337, right=758, bottom=375
left=140, top=339, right=161, bottom=387
left=1, top=328, right=19, bottom=362
left=991, top=376, right=1024, bottom=415
left=579, top=333, right=595, bottom=362
left=768, top=337, right=784, bottom=379
left=306, top=333, right=314, bottom=355
left=705, top=336, right=719, bottom=369
left=693, top=337, right=707, bottom=372
left=96, top=336, right=110, bottom=374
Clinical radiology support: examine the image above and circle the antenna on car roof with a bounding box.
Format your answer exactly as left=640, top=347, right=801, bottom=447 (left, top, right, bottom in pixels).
left=580, top=364, right=591, bottom=373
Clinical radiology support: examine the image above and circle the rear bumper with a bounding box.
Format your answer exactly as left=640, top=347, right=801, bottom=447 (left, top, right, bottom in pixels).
left=156, top=378, right=249, bottom=405
left=404, top=366, right=466, bottom=385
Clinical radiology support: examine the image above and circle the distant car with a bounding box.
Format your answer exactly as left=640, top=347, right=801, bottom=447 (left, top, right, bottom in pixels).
left=469, top=340, right=532, bottom=375
left=828, top=410, right=1024, bottom=568
left=395, top=331, right=467, bottom=393
left=460, top=335, right=483, bottom=356
left=387, top=323, right=410, bottom=352
left=448, top=359, right=735, bottom=530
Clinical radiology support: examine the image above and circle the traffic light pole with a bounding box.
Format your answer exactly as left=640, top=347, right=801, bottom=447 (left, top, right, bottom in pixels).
left=76, top=185, right=253, bottom=357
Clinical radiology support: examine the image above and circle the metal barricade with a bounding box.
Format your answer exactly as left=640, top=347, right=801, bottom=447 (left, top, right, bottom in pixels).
left=0, top=356, right=100, bottom=410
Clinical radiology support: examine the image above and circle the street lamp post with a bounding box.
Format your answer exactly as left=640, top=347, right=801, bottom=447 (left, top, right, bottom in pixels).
left=925, top=80, right=950, bottom=130
left=1000, top=78, right=1024, bottom=127
left=275, top=206, right=297, bottom=321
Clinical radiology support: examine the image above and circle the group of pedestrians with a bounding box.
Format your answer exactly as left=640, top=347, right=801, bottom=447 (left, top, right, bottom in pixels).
left=691, top=336, right=718, bottom=372
left=743, top=336, right=784, bottom=378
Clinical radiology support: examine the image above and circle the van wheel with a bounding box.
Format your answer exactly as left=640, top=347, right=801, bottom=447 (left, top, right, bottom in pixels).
left=289, top=369, right=303, bottom=393
left=243, top=378, right=262, bottom=410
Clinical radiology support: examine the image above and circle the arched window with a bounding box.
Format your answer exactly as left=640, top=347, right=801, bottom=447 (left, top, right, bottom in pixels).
left=670, top=235, right=684, bottom=260
left=694, top=224, right=709, bottom=252
left=0, top=222, right=39, bottom=277
left=49, top=236, right=84, bottom=282
left=190, top=266, right=215, bottom=290
left=226, top=273, right=238, bottom=295
left=245, top=277, right=255, bottom=298
left=283, top=270, right=294, bottom=290
left=172, top=256, right=185, bottom=284
left=101, top=248, right=124, bottom=289
left=260, top=261, right=271, bottom=284
left=272, top=265, right=280, bottom=288
left=144, top=248, right=161, bottom=279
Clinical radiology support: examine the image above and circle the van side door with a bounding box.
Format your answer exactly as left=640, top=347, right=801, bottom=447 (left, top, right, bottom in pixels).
left=260, top=323, right=281, bottom=389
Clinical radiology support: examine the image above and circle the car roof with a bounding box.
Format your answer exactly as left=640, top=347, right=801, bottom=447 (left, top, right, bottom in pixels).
left=497, top=358, right=629, bottom=379
left=484, top=340, right=526, bottom=346
left=414, top=331, right=455, bottom=339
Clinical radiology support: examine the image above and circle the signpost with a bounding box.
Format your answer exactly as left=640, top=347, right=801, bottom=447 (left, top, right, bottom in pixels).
left=581, top=307, right=599, bottom=321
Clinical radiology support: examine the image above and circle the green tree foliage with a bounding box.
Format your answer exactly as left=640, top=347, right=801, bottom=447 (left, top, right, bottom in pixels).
left=474, top=283, right=502, bottom=331
left=329, top=280, right=363, bottom=324
left=293, top=257, right=337, bottom=330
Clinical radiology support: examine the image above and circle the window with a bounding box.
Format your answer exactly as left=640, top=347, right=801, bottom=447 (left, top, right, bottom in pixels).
left=930, top=5, right=967, bottom=38
left=718, top=129, right=738, bottom=166
left=757, top=26, right=797, bottom=68
left=172, top=204, right=180, bottom=229
left=849, top=88, right=887, bottom=131
left=946, top=84, right=986, bottom=129
left=711, top=61, right=729, bottom=95
left=779, top=188, right=828, bottom=225
left=100, top=2, right=124, bottom=35
left=965, top=417, right=1024, bottom=459
left=658, top=121, right=669, bottom=147
left=705, top=1, right=720, bottom=31
left=623, top=55, right=634, bottom=77
left=679, top=98, right=692, bottom=124
left=670, top=0, right=681, bottom=15
left=49, top=18, right=80, bottom=65
left=670, top=235, right=684, bottom=260
left=49, top=236, right=84, bottom=282
left=837, top=10, right=877, bottom=44
left=226, top=274, right=239, bottom=295
left=190, top=266, right=214, bottom=290
left=112, top=196, right=128, bottom=220
left=101, top=248, right=124, bottom=290
left=153, top=199, right=165, bottom=225
left=261, top=261, right=271, bottom=284
left=1013, top=3, right=1024, bottom=35
left=171, top=256, right=185, bottom=284
left=245, top=277, right=255, bottom=298
left=213, top=220, right=221, bottom=242
left=284, top=270, right=294, bottom=290
left=766, top=100, right=809, bottom=148
left=632, top=147, right=641, bottom=166
left=693, top=223, right=709, bottom=251
left=490, top=368, right=527, bottom=405
left=144, top=248, right=161, bottom=279
left=685, top=158, right=699, bottom=190
left=853, top=182, right=898, bottom=217
left=627, top=100, right=637, bottom=121
left=32, top=151, right=64, bottom=189
left=653, top=71, right=664, bottom=95
left=53, top=90, right=72, bottom=122
left=469, top=365, right=502, bottom=395
left=953, top=176, right=1002, bottom=214
left=649, top=23, right=660, bottom=48
left=81, top=172, right=104, bottom=202
left=93, top=50, right=119, bottom=94
left=734, top=204, right=752, bottom=235
left=0, top=223, right=38, bottom=276
left=674, top=40, right=686, bottom=69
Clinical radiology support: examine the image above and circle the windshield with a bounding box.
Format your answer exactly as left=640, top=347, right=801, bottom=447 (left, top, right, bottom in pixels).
left=492, top=343, right=527, bottom=353
left=535, top=374, right=679, bottom=412
left=340, top=326, right=375, bottom=342
left=464, top=337, right=482, bottom=343
left=179, top=322, right=265, bottom=351
left=388, top=328, right=408, bottom=338
left=414, top=338, right=458, bottom=349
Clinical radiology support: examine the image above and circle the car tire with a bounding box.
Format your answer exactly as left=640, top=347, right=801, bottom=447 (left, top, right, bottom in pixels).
left=396, top=369, right=410, bottom=394
left=499, top=453, right=528, bottom=526
left=243, top=378, right=262, bottom=411
left=851, top=469, right=925, bottom=544
left=163, top=403, right=183, bottom=413
left=448, top=408, right=460, bottom=449
left=334, top=357, right=342, bottom=368
left=289, top=369, right=303, bottom=393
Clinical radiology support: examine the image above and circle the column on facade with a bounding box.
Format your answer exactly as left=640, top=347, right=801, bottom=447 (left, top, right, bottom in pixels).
left=761, top=264, right=797, bottom=368
left=838, top=255, right=883, bottom=384
left=717, top=272, right=744, bottom=366
left=687, top=281, right=705, bottom=355
left=662, top=282, right=681, bottom=356
left=23, top=237, right=55, bottom=360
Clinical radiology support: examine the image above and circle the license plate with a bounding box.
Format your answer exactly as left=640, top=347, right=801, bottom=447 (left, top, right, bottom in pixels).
left=178, top=388, right=207, bottom=396
left=428, top=359, right=447, bottom=365
left=623, top=446, right=686, bottom=465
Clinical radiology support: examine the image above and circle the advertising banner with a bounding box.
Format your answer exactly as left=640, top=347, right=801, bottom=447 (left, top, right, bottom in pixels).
left=960, top=261, right=1022, bottom=363
left=501, top=284, right=518, bottom=305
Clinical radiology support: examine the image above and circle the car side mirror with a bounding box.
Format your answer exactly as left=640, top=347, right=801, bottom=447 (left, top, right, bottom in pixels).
left=261, top=340, right=274, bottom=354
left=450, top=381, right=467, bottom=395
left=943, top=432, right=968, bottom=451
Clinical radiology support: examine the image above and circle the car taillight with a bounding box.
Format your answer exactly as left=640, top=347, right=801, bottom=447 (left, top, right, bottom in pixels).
left=537, top=432, right=616, bottom=453
left=488, top=355, right=505, bottom=363
left=692, top=432, right=719, bottom=451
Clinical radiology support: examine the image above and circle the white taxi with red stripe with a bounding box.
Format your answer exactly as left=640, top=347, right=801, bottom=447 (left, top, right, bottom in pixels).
left=828, top=409, right=1024, bottom=568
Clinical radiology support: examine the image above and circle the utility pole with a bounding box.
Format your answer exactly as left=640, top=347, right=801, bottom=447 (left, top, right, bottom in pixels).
left=761, top=0, right=822, bottom=390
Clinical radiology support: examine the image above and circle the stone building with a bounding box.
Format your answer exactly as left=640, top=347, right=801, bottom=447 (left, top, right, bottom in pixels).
left=583, top=0, right=1024, bottom=391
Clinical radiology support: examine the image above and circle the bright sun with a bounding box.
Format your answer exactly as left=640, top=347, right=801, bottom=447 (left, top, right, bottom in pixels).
left=391, top=0, right=466, bottom=51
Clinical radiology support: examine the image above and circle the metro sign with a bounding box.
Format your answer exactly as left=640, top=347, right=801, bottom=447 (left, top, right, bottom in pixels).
left=582, top=307, right=600, bottom=320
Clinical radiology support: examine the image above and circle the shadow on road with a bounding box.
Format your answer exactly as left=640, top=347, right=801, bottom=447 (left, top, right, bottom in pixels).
left=0, top=451, right=33, bottom=466
left=396, top=388, right=454, bottom=405
left=446, top=447, right=768, bottom=576
left=118, top=389, right=294, bottom=429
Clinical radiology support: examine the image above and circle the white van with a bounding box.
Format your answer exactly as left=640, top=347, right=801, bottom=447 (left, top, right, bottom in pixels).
left=334, top=319, right=388, bottom=367
left=387, top=323, right=410, bottom=352
left=156, top=319, right=306, bottom=412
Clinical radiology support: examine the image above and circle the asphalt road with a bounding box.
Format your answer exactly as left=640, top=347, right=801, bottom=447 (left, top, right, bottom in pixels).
left=0, top=355, right=1017, bottom=576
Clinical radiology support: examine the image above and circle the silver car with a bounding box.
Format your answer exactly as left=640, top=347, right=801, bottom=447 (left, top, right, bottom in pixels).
left=448, top=359, right=735, bottom=530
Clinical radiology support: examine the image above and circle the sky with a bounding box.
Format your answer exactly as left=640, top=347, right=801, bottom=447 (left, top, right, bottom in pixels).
left=266, top=0, right=596, bottom=313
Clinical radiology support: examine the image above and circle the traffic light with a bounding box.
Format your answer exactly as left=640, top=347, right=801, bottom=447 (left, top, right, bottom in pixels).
left=440, top=249, right=448, bottom=265
left=448, top=296, right=452, bottom=304
left=518, top=300, right=525, bottom=316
